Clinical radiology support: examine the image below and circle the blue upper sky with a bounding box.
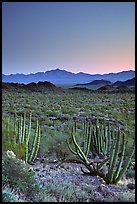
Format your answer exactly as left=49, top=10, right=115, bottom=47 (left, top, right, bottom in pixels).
left=2, top=2, right=135, bottom=75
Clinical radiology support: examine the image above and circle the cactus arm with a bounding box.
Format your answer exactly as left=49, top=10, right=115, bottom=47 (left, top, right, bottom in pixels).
left=115, top=142, right=135, bottom=184
left=31, top=125, right=41, bottom=162
left=14, top=114, right=17, bottom=140
left=108, top=128, right=121, bottom=182
left=107, top=123, right=111, bottom=153
left=66, top=139, right=78, bottom=156
left=22, top=113, right=26, bottom=143
left=83, top=120, right=89, bottom=155
left=25, top=113, right=32, bottom=163
left=19, top=114, right=23, bottom=144
left=105, top=122, right=109, bottom=153
left=92, top=125, right=98, bottom=154
left=84, top=123, right=92, bottom=157
left=83, top=119, right=88, bottom=154
left=104, top=123, right=108, bottom=154
left=99, top=123, right=103, bottom=153
left=107, top=133, right=117, bottom=181
left=7, top=118, right=10, bottom=142
left=90, top=124, right=96, bottom=155
left=27, top=112, right=32, bottom=141
left=96, top=122, right=100, bottom=154
left=71, top=130, right=89, bottom=164
left=114, top=132, right=126, bottom=180
left=28, top=119, right=39, bottom=163
left=97, top=157, right=110, bottom=171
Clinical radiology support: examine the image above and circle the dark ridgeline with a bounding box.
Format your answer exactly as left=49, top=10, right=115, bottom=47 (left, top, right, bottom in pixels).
left=2, top=69, right=135, bottom=85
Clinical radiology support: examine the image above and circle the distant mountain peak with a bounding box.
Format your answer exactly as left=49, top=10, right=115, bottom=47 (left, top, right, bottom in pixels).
left=2, top=69, right=135, bottom=85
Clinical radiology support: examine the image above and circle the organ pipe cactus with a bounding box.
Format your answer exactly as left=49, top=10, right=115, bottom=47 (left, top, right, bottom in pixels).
left=5, top=112, right=41, bottom=164
left=67, top=120, right=135, bottom=184
left=82, top=119, right=113, bottom=156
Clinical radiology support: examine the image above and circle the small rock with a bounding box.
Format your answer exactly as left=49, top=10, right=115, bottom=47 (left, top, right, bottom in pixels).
left=127, top=183, right=135, bottom=190
left=34, top=167, right=41, bottom=171
left=94, top=191, right=104, bottom=202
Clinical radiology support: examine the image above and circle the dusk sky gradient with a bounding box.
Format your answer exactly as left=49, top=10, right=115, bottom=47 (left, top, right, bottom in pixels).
left=2, top=2, right=135, bottom=75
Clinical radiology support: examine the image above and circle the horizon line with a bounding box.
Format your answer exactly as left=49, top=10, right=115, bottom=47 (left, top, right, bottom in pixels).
left=2, top=68, right=135, bottom=76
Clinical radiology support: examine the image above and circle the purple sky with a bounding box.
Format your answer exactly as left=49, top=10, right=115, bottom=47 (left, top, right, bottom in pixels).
left=2, top=2, right=135, bottom=75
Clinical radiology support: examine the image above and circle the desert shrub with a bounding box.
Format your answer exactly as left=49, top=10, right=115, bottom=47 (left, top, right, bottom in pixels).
left=115, top=192, right=135, bottom=202
left=126, top=169, right=135, bottom=179
left=43, top=181, right=77, bottom=202
left=32, top=192, right=57, bottom=202
left=2, top=185, right=27, bottom=202
left=39, top=127, right=72, bottom=160
left=2, top=153, right=40, bottom=199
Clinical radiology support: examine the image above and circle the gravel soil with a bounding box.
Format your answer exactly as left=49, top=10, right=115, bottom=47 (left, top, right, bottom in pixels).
left=31, top=158, right=135, bottom=202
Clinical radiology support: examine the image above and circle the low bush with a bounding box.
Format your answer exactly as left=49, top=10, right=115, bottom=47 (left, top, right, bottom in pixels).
left=2, top=152, right=41, bottom=199
left=2, top=185, right=26, bottom=202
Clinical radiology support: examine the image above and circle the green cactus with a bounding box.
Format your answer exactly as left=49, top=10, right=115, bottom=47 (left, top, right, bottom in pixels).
left=2, top=112, right=41, bottom=164
left=25, top=112, right=32, bottom=163
left=67, top=119, right=135, bottom=184
left=28, top=119, right=41, bottom=163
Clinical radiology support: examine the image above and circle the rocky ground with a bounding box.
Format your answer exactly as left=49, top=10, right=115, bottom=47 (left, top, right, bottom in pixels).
left=31, top=158, right=135, bottom=202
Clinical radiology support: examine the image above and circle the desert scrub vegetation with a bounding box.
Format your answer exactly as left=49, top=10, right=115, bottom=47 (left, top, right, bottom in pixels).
left=2, top=91, right=135, bottom=129
left=2, top=89, right=135, bottom=201
left=2, top=151, right=41, bottom=201
left=2, top=90, right=135, bottom=161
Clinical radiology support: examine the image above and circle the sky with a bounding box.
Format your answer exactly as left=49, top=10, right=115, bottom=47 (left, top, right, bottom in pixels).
left=2, top=2, right=135, bottom=75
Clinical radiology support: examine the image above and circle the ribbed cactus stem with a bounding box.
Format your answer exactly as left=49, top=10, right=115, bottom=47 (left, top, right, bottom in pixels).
left=92, top=125, right=98, bottom=154
left=21, top=113, right=26, bottom=143
left=108, top=128, right=121, bottom=182
left=71, top=129, right=89, bottom=164
left=96, top=122, right=100, bottom=154
left=83, top=119, right=88, bottom=155
left=31, top=124, right=41, bottom=162
left=83, top=121, right=92, bottom=157
left=25, top=112, right=32, bottom=163
left=97, top=157, right=110, bottom=171
left=14, top=113, right=17, bottom=138
left=104, top=123, right=108, bottom=153
left=25, top=138, right=29, bottom=163
left=107, top=123, right=111, bottom=153
left=19, top=114, right=23, bottom=144
left=28, top=119, right=39, bottom=163
left=28, top=112, right=32, bottom=140
left=99, top=123, right=103, bottom=153
left=67, top=139, right=78, bottom=155
left=7, top=118, right=10, bottom=142
left=115, top=142, right=135, bottom=184
left=107, top=133, right=117, bottom=180
left=67, top=123, right=90, bottom=164
left=90, top=124, right=96, bottom=155
left=114, top=132, right=126, bottom=180
left=85, top=123, right=91, bottom=157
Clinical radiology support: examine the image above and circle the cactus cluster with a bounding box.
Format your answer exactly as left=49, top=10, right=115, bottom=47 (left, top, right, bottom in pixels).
left=83, top=119, right=113, bottom=156
left=67, top=119, right=135, bottom=184
left=2, top=112, right=41, bottom=164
